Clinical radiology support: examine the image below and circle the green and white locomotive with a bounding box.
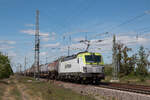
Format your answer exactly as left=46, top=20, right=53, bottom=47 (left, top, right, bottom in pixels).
left=58, top=52, right=105, bottom=84
left=27, top=51, right=105, bottom=84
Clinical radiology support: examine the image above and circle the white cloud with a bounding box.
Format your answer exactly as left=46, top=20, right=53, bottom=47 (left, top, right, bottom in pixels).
left=20, top=29, right=35, bottom=35
left=40, top=32, right=57, bottom=42
left=51, top=32, right=56, bottom=35
left=7, top=51, right=17, bottom=57
left=64, top=35, right=150, bottom=55
left=43, top=42, right=60, bottom=48
left=71, top=43, right=86, bottom=50
left=20, top=29, right=49, bottom=37
left=40, top=32, right=49, bottom=37
left=0, top=45, right=14, bottom=50
left=91, top=35, right=150, bottom=46
left=49, top=32, right=57, bottom=40
left=90, top=35, right=150, bottom=54
left=41, top=37, right=49, bottom=42
left=40, top=52, right=47, bottom=56
left=142, top=32, right=150, bottom=37
left=20, top=29, right=58, bottom=42
left=63, top=30, right=93, bottom=36
left=0, top=40, right=16, bottom=45
left=0, top=41, right=16, bottom=50
left=63, top=31, right=76, bottom=36
left=60, top=43, right=86, bottom=52
left=116, top=35, right=150, bottom=45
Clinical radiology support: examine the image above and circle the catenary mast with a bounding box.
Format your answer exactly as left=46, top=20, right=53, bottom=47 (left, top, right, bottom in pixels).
left=34, top=10, right=40, bottom=79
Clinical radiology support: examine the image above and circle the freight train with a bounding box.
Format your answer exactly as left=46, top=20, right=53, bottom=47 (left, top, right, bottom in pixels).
left=26, top=51, right=105, bottom=84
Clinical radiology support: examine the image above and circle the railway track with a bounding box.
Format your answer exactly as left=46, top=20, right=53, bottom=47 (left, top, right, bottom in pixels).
left=98, top=82, right=150, bottom=95
left=36, top=77, right=150, bottom=95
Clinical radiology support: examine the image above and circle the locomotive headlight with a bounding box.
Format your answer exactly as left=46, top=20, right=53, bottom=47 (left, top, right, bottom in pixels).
left=83, top=67, right=87, bottom=73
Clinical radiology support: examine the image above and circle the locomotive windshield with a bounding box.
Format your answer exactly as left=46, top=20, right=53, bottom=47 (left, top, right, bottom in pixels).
left=85, top=55, right=101, bottom=63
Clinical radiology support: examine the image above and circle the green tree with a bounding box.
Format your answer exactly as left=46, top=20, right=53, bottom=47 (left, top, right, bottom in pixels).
left=115, top=43, right=133, bottom=77
left=136, top=46, right=149, bottom=77
left=128, top=54, right=137, bottom=75
left=122, top=46, right=132, bottom=75
left=115, top=43, right=124, bottom=76
left=0, top=52, right=13, bottom=79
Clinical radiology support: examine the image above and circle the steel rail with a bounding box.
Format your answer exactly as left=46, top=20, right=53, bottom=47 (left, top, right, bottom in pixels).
left=98, top=82, right=150, bottom=95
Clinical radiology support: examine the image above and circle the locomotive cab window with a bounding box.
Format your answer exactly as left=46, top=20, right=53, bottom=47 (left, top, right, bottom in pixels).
left=85, top=55, right=101, bottom=63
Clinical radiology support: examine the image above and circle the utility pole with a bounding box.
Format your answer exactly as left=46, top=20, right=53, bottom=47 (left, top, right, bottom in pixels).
left=16, top=64, right=19, bottom=74
left=68, top=46, right=70, bottom=56
left=34, top=10, right=40, bottom=79
left=46, top=56, right=48, bottom=64
left=24, top=56, right=27, bottom=76
left=68, top=36, right=71, bottom=56
left=19, top=64, right=22, bottom=75
left=46, top=56, right=48, bottom=73
left=111, top=34, right=119, bottom=82
left=85, top=32, right=87, bottom=40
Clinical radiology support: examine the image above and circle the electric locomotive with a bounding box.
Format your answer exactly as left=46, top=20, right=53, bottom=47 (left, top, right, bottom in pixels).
left=26, top=51, right=105, bottom=84
left=58, top=51, right=105, bottom=83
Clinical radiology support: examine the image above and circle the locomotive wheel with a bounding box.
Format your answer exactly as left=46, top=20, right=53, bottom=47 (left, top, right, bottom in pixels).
left=92, top=79, right=100, bottom=85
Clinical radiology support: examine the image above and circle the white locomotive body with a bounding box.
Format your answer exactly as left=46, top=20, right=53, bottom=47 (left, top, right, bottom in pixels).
left=26, top=52, right=105, bottom=84
left=58, top=52, right=105, bottom=83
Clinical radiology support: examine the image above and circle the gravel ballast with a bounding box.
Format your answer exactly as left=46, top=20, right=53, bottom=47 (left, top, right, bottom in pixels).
left=53, top=81, right=150, bottom=100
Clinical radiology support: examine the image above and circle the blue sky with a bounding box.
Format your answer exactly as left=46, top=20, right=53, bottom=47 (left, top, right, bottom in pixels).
left=0, top=0, right=150, bottom=72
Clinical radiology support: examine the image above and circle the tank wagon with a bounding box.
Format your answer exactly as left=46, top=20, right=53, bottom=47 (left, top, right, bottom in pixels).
left=27, top=52, right=105, bottom=84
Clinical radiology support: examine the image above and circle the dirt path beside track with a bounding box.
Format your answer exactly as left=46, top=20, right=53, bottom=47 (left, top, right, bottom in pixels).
left=1, top=76, right=42, bottom=100
left=0, top=75, right=95, bottom=100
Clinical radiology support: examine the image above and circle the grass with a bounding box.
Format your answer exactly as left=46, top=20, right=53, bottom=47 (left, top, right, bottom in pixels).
left=103, top=75, right=150, bottom=86
left=0, top=81, right=7, bottom=100
left=120, top=75, right=150, bottom=86
left=0, top=77, right=23, bottom=100
left=0, top=75, right=96, bottom=100
left=10, top=85, right=22, bottom=100
left=23, top=78, right=95, bottom=100
left=102, top=76, right=112, bottom=82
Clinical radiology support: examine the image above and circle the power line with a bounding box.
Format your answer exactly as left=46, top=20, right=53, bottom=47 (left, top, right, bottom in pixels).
left=88, top=11, right=149, bottom=40
left=135, top=26, right=150, bottom=32
left=105, top=11, right=150, bottom=33
left=61, top=0, right=97, bottom=37
left=134, top=26, right=150, bottom=38
left=117, top=13, right=146, bottom=27
left=41, top=0, right=93, bottom=35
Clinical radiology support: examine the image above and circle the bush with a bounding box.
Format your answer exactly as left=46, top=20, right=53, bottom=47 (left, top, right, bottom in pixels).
left=0, top=52, right=13, bottom=79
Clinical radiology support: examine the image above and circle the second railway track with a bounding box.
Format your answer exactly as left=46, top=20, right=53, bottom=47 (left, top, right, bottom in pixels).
left=98, top=82, right=150, bottom=95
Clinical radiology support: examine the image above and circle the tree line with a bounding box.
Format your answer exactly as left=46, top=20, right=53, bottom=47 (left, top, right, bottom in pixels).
left=105, top=42, right=150, bottom=80
left=0, top=52, right=13, bottom=79
left=115, top=43, right=150, bottom=78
